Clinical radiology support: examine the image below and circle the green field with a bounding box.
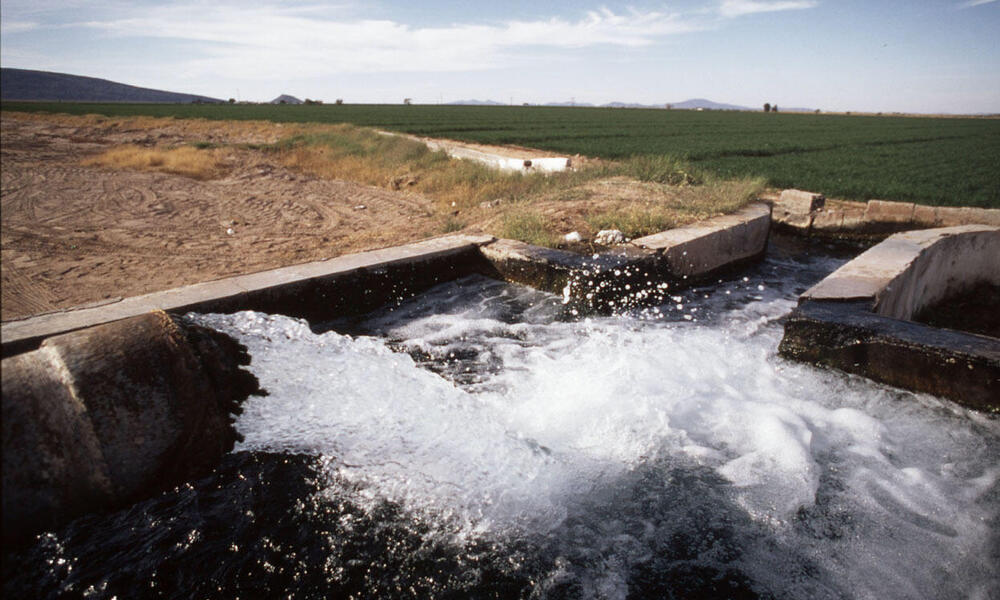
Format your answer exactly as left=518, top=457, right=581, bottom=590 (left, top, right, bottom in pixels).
left=5, top=101, right=998, bottom=207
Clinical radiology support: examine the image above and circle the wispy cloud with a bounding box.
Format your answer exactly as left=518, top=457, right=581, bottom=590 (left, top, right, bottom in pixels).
left=958, top=0, right=997, bottom=7
left=0, top=20, right=39, bottom=35
left=718, top=0, right=819, bottom=18
left=62, top=4, right=704, bottom=79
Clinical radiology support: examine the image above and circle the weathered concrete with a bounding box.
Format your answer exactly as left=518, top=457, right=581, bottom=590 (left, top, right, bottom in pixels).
left=769, top=191, right=1000, bottom=238
left=0, top=202, right=795, bottom=545
left=479, top=239, right=667, bottom=312
left=1, top=209, right=776, bottom=354
left=802, top=225, right=1000, bottom=319
left=2, top=311, right=260, bottom=545
left=780, top=300, right=999, bottom=412
left=478, top=204, right=771, bottom=313
left=778, top=189, right=825, bottom=214
left=417, top=137, right=571, bottom=173
left=2, top=234, right=495, bottom=358
left=864, top=199, right=915, bottom=226
left=631, top=203, right=772, bottom=277
left=782, top=225, right=1000, bottom=411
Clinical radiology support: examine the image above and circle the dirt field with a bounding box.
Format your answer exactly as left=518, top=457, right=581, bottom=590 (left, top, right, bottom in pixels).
left=2, top=112, right=764, bottom=322
left=1, top=114, right=445, bottom=321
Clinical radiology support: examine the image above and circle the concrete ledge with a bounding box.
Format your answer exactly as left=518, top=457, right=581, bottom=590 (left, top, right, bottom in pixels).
left=425, top=142, right=571, bottom=173
left=477, top=203, right=771, bottom=312
left=631, top=203, right=772, bottom=277
left=780, top=301, right=999, bottom=412
left=2, top=206, right=774, bottom=358
left=781, top=226, right=1000, bottom=411
left=802, top=225, right=1000, bottom=318
left=389, top=133, right=572, bottom=173
left=479, top=239, right=666, bottom=311
left=769, top=191, right=1000, bottom=238
left=2, top=234, right=495, bottom=358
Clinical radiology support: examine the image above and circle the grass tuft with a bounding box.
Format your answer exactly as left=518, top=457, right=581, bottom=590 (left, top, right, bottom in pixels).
left=499, top=210, right=556, bottom=247
left=82, top=145, right=228, bottom=180
left=622, top=155, right=704, bottom=186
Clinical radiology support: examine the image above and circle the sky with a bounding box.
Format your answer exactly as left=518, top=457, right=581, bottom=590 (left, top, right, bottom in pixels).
left=1, top=1, right=998, bottom=113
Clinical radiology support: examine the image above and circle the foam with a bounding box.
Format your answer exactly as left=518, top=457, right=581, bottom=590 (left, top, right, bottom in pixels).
left=190, top=264, right=999, bottom=599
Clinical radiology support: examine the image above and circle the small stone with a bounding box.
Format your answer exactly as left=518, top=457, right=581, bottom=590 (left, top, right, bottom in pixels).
left=564, top=231, right=582, bottom=243
left=595, top=229, right=626, bottom=245
left=226, top=228, right=235, bottom=235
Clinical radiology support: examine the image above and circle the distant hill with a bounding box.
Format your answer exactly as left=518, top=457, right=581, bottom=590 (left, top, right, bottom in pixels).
left=602, top=101, right=665, bottom=109
left=269, top=94, right=303, bottom=105
left=0, top=68, right=222, bottom=103
left=447, top=99, right=507, bottom=106
left=670, top=98, right=752, bottom=111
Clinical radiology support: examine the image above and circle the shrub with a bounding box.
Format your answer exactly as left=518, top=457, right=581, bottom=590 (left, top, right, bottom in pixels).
left=622, top=155, right=704, bottom=185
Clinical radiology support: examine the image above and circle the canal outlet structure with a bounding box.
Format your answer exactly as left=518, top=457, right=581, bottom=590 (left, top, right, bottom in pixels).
left=2, top=209, right=998, bottom=599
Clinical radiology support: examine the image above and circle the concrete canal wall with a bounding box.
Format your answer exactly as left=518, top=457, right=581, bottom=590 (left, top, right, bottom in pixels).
left=780, top=225, right=1000, bottom=412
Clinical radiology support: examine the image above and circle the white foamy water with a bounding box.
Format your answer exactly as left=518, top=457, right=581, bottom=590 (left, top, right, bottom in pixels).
left=189, top=260, right=999, bottom=599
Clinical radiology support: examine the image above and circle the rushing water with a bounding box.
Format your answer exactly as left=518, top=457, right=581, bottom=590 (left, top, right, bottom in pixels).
left=4, top=241, right=998, bottom=599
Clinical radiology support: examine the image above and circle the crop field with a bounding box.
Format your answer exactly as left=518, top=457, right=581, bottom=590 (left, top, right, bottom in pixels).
left=5, top=101, right=998, bottom=207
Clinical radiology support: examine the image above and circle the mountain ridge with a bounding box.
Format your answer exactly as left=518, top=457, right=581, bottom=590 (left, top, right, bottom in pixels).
left=1, top=68, right=222, bottom=103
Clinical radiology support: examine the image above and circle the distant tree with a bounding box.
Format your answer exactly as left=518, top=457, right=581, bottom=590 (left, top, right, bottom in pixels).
left=666, top=103, right=672, bottom=110
left=335, top=99, right=344, bottom=105
left=815, top=109, right=821, bottom=114
left=228, top=98, right=235, bottom=104
left=763, top=102, right=771, bottom=113
left=403, top=98, right=412, bottom=105
left=772, top=104, right=778, bottom=113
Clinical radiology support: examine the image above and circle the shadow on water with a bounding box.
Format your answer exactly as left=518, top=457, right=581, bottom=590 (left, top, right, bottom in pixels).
left=2, top=449, right=850, bottom=599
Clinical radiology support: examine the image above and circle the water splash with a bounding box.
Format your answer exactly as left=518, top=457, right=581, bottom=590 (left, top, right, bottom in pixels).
left=186, top=254, right=998, bottom=599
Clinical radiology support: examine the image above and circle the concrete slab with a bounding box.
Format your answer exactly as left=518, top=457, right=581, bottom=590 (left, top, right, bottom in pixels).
left=864, top=200, right=915, bottom=224
left=421, top=139, right=571, bottom=173
left=778, top=189, right=825, bottom=214
left=802, top=225, right=999, bottom=315
left=631, top=203, right=771, bottom=277
left=2, top=235, right=494, bottom=357
left=784, top=225, right=1000, bottom=412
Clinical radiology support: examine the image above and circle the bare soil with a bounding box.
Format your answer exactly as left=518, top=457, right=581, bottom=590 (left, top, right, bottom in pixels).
left=1, top=112, right=752, bottom=322
left=1, top=113, right=442, bottom=321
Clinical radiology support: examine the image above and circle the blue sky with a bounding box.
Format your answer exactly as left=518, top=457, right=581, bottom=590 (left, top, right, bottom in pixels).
left=2, top=1, right=998, bottom=113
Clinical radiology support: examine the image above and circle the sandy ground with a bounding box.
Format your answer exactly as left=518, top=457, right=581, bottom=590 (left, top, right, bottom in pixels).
left=1, top=114, right=445, bottom=321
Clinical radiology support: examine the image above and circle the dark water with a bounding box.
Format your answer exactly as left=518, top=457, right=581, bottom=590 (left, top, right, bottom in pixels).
left=4, top=238, right=998, bottom=599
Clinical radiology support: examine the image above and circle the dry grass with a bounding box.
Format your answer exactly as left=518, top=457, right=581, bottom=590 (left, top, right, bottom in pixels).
left=498, top=209, right=558, bottom=247
left=82, top=145, right=230, bottom=180
left=38, top=110, right=765, bottom=248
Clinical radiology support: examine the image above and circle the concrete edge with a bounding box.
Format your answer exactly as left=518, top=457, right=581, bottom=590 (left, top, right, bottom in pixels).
left=768, top=191, right=1000, bottom=238
left=379, top=130, right=572, bottom=173
left=3, top=204, right=774, bottom=356
left=1, top=234, right=495, bottom=358
left=631, top=203, right=772, bottom=277
left=801, top=225, right=999, bottom=311
left=478, top=202, right=771, bottom=311
left=779, top=300, right=1000, bottom=412
left=781, top=225, right=1000, bottom=412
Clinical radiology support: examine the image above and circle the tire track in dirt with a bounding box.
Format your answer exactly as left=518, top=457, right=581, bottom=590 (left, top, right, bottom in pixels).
left=1, top=114, right=443, bottom=321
